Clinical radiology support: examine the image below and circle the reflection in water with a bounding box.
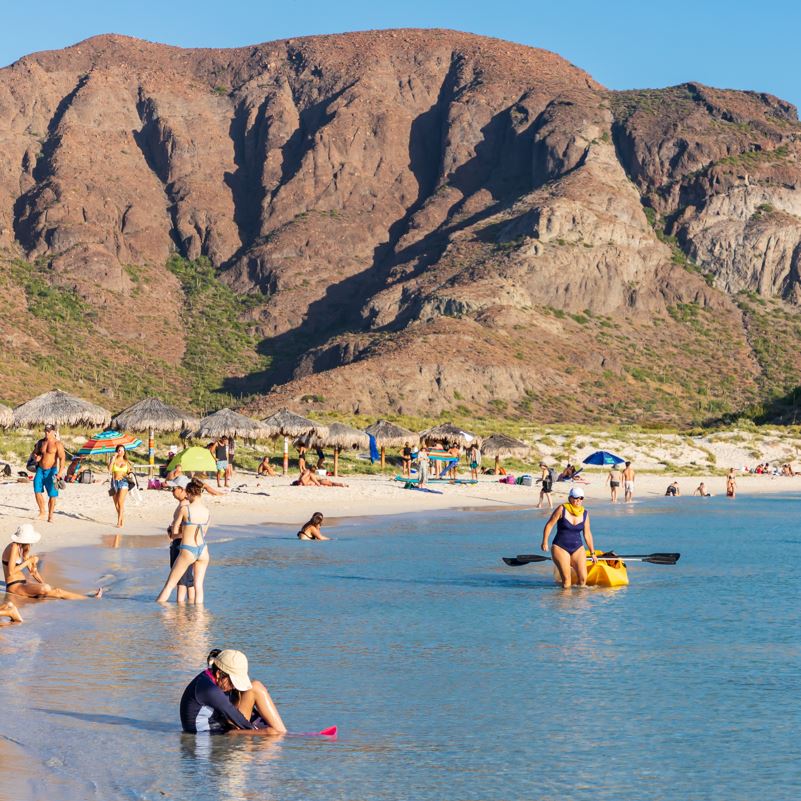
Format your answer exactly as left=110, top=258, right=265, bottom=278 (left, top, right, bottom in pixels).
left=160, top=604, right=213, bottom=668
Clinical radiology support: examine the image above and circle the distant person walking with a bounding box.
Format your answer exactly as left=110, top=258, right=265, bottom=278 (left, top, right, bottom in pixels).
left=30, top=424, right=66, bottom=523
left=108, top=444, right=132, bottom=528
left=622, top=461, right=635, bottom=503
left=468, top=443, right=480, bottom=481
left=536, top=463, right=554, bottom=509
left=208, top=436, right=230, bottom=488
left=726, top=469, right=737, bottom=498
left=607, top=465, right=622, bottom=503
left=417, top=447, right=430, bottom=487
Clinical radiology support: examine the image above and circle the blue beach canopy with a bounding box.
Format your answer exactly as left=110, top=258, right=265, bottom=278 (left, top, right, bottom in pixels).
left=582, top=450, right=625, bottom=466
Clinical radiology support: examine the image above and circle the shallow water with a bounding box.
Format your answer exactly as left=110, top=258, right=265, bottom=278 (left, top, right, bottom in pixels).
left=1, top=496, right=800, bottom=800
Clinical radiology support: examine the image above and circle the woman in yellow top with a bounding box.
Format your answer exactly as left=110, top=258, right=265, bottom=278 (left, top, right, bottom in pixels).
left=108, top=444, right=132, bottom=528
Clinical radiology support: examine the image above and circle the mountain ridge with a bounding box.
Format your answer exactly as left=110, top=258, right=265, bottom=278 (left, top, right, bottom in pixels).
left=2, top=29, right=801, bottom=425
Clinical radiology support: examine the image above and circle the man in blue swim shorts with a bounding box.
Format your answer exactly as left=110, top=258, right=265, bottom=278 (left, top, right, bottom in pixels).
left=31, top=424, right=66, bottom=523
left=209, top=435, right=230, bottom=488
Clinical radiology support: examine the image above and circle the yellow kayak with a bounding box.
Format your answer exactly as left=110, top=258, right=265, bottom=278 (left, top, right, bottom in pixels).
left=554, top=550, right=629, bottom=587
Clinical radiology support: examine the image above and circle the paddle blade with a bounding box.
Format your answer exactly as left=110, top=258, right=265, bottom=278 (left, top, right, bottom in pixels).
left=641, top=553, right=680, bottom=565
left=502, top=554, right=549, bottom=566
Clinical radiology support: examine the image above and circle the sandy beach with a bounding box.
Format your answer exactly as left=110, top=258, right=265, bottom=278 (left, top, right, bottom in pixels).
left=1, top=468, right=798, bottom=554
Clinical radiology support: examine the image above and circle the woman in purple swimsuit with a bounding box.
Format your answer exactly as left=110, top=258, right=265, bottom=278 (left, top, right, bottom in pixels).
left=541, top=486, right=597, bottom=588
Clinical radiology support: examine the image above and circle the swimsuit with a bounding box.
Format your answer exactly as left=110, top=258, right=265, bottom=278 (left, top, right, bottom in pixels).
left=3, top=556, right=26, bottom=589
left=552, top=506, right=587, bottom=555
left=180, top=669, right=254, bottom=733
left=33, top=466, right=59, bottom=498
left=179, top=507, right=210, bottom=559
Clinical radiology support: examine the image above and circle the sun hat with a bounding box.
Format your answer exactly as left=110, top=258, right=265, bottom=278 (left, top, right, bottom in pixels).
left=568, top=486, right=585, bottom=499
left=167, top=475, right=191, bottom=489
left=212, top=649, right=252, bottom=691
left=11, top=523, right=42, bottom=544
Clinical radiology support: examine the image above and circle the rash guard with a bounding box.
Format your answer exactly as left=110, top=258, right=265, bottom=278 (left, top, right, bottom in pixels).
left=180, top=669, right=254, bottom=733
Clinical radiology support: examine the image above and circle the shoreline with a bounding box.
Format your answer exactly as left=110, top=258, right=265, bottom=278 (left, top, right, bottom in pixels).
left=1, top=470, right=799, bottom=557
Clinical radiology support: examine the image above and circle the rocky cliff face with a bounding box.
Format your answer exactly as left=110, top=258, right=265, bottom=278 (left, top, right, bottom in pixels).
left=2, top=30, right=801, bottom=423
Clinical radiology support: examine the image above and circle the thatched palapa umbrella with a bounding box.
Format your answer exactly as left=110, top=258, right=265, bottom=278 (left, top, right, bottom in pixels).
left=312, top=422, right=369, bottom=477
left=196, top=408, right=270, bottom=440
left=0, top=403, right=12, bottom=429
left=420, top=422, right=479, bottom=448
left=481, top=433, right=531, bottom=474
left=261, top=408, right=329, bottom=474
left=365, top=420, right=416, bottom=469
left=12, top=389, right=111, bottom=429
left=112, top=397, right=200, bottom=473
left=195, top=408, right=271, bottom=472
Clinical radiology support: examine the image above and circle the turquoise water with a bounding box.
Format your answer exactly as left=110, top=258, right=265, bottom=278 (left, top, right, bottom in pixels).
left=1, top=496, right=800, bottom=800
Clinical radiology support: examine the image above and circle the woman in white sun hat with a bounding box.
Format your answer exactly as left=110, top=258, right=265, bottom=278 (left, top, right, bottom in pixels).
left=2, top=524, right=103, bottom=600
left=541, top=486, right=597, bottom=588
left=180, top=648, right=286, bottom=734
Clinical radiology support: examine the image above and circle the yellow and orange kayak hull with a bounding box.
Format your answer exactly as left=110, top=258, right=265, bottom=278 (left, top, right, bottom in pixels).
left=554, top=551, right=629, bottom=587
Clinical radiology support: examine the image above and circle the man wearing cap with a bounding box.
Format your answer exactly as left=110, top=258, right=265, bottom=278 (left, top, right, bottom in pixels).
left=540, top=486, right=597, bottom=588
left=31, top=424, right=66, bottom=523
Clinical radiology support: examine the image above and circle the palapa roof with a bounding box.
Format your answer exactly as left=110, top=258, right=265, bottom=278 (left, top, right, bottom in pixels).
left=194, top=408, right=270, bottom=440
left=364, top=419, right=416, bottom=447
left=312, top=422, right=369, bottom=451
left=480, top=433, right=531, bottom=459
left=420, top=422, right=479, bottom=448
left=261, top=408, right=328, bottom=439
left=12, top=389, right=111, bottom=429
left=0, top=403, right=12, bottom=429
left=112, top=397, right=199, bottom=433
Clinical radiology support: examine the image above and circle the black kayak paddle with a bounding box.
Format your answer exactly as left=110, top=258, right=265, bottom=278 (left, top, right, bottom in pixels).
left=502, top=552, right=680, bottom=567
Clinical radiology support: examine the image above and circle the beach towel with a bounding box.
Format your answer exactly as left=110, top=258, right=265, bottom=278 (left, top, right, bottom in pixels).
left=369, top=434, right=379, bottom=464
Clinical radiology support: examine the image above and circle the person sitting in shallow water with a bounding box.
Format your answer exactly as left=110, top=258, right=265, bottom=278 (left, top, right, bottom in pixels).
left=2, top=524, right=103, bottom=600
left=180, top=648, right=287, bottom=735
left=297, top=512, right=329, bottom=540
left=665, top=481, right=680, bottom=497
left=693, top=482, right=712, bottom=497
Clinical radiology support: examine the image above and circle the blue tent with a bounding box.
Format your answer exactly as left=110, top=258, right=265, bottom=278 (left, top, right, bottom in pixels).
left=582, top=450, right=625, bottom=466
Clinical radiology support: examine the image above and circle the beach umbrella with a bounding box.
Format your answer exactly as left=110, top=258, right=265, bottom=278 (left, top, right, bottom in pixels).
left=195, top=408, right=270, bottom=440
left=12, top=389, right=111, bottom=429
left=76, top=429, right=142, bottom=456
left=261, top=408, right=329, bottom=474
left=365, top=420, right=416, bottom=469
left=0, top=403, right=12, bottom=429
left=420, top=422, right=479, bottom=448
left=166, top=446, right=217, bottom=474
left=311, top=422, right=369, bottom=477
left=583, top=450, right=625, bottom=466
left=481, top=433, right=531, bottom=474
left=112, top=397, right=199, bottom=473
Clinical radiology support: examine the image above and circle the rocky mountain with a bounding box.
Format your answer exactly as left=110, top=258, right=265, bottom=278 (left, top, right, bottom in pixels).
left=2, top=29, right=801, bottom=425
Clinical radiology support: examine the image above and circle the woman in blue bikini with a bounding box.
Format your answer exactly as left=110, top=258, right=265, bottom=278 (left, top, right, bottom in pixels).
left=156, top=478, right=211, bottom=604
left=540, top=486, right=597, bottom=588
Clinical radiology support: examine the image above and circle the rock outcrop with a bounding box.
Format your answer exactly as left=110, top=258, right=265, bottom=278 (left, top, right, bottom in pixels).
left=2, top=30, right=801, bottom=423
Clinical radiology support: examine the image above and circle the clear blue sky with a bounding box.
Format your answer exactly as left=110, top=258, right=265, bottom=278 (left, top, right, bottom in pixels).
left=3, top=0, right=800, bottom=109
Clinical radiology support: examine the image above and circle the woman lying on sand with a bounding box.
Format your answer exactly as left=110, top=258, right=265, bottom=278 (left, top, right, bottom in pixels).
left=180, top=648, right=287, bottom=735
left=297, top=512, right=329, bottom=540
left=294, top=468, right=348, bottom=487
left=2, top=524, right=103, bottom=600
